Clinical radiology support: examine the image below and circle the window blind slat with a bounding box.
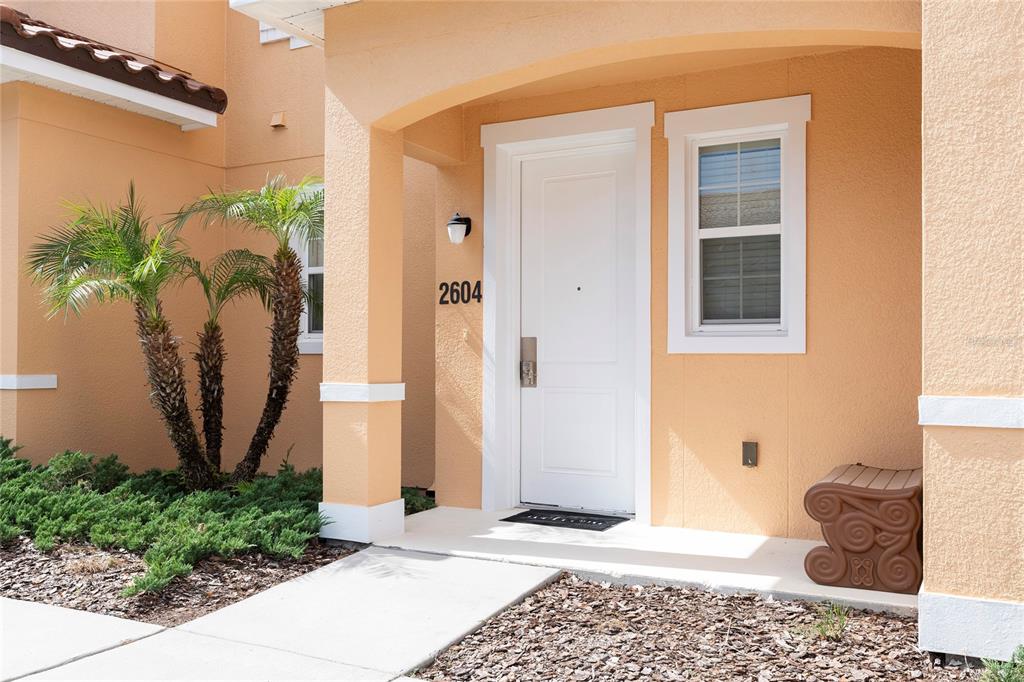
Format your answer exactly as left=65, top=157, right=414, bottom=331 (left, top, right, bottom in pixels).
left=699, top=138, right=781, bottom=229
left=700, top=235, right=781, bottom=324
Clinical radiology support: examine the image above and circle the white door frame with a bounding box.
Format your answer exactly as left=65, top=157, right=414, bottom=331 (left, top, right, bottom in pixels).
left=480, top=102, right=654, bottom=524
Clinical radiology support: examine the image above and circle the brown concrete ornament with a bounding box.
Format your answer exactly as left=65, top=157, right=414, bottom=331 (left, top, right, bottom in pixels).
left=804, top=464, right=923, bottom=594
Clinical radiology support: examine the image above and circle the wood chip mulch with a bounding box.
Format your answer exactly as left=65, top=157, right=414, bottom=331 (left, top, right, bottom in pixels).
left=0, top=536, right=361, bottom=627
left=418, top=575, right=979, bottom=682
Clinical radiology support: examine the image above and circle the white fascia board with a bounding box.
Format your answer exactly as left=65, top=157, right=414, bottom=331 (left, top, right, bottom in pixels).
left=230, top=0, right=361, bottom=46
left=0, top=47, right=217, bottom=131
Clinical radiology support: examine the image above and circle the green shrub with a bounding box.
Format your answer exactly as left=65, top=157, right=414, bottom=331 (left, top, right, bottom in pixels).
left=983, top=645, right=1024, bottom=682
left=45, top=450, right=95, bottom=489
left=402, top=487, right=436, bottom=515
left=0, top=439, right=324, bottom=595
left=92, top=454, right=130, bottom=493
left=0, top=436, right=22, bottom=460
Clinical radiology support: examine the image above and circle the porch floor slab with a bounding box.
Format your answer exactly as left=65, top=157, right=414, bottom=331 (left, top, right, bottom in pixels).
left=378, top=507, right=918, bottom=614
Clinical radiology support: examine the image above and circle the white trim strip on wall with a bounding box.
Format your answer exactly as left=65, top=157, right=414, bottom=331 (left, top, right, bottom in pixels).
left=918, top=395, right=1024, bottom=429
left=919, top=590, right=1024, bottom=661
left=318, top=499, right=405, bottom=543
left=0, top=374, right=57, bottom=390
left=320, top=382, right=405, bottom=402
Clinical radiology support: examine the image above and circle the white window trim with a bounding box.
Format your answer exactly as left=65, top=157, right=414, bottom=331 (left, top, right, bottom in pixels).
left=292, top=182, right=324, bottom=355
left=666, top=95, right=810, bottom=354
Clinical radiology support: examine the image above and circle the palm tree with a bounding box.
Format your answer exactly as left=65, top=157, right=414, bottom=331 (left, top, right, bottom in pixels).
left=182, top=250, right=273, bottom=470
left=175, top=176, right=324, bottom=482
left=27, top=184, right=215, bottom=489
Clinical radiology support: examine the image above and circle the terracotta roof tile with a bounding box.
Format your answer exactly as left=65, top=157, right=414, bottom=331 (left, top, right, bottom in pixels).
left=0, top=4, right=227, bottom=114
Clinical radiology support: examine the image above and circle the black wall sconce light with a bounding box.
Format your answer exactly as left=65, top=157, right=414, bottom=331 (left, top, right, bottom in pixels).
left=447, top=212, right=472, bottom=245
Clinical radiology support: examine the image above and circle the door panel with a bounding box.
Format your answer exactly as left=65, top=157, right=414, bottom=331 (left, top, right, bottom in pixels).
left=520, top=144, right=636, bottom=513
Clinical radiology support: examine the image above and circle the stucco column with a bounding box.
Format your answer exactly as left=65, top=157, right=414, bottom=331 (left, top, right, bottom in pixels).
left=917, top=0, right=1024, bottom=662
left=0, top=90, right=20, bottom=436
left=318, top=86, right=405, bottom=542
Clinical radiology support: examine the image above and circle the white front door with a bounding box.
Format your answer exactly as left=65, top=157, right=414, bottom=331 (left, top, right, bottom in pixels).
left=519, top=143, right=636, bottom=514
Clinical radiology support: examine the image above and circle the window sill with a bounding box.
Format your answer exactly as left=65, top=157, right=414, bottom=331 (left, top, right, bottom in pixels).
left=299, top=337, right=323, bottom=355
left=668, top=332, right=804, bottom=354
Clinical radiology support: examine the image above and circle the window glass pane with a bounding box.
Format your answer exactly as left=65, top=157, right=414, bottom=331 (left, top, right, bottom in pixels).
left=307, top=238, right=324, bottom=268
left=701, top=235, right=781, bottom=324
left=739, top=139, right=780, bottom=185
left=739, top=139, right=780, bottom=226
left=699, top=188, right=738, bottom=229
left=699, top=143, right=737, bottom=186
left=699, top=143, right=738, bottom=229
left=699, top=138, right=781, bottom=229
left=307, top=272, right=323, bottom=333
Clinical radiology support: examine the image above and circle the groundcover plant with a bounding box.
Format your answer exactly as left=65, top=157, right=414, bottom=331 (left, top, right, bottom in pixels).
left=0, top=437, right=323, bottom=595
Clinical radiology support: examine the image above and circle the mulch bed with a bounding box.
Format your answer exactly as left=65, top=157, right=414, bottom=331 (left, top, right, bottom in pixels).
left=0, top=536, right=360, bottom=627
left=418, top=575, right=979, bottom=681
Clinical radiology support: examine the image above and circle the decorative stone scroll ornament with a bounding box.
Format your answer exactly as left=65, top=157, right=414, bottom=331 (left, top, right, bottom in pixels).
left=804, top=464, right=923, bottom=595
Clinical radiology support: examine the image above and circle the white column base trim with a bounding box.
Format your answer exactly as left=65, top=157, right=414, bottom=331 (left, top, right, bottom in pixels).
left=320, top=382, right=405, bottom=402
left=919, top=395, right=1024, bottom=429
left=918, top=590, right=1024, bottom=660
left=318, top=499, right=405, bottom=543
left=0, top=374, right=57, bottom=390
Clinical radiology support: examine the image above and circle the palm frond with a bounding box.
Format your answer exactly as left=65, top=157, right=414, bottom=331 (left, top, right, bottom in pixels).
left=181, top=249, right=274, bottom=323
left=172, top=175, right=324, bottom=251
left=27, top=184, right=184, bottom=319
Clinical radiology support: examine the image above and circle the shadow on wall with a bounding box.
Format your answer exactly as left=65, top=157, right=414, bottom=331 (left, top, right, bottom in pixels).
left=435, top=303, right=483, bottom=509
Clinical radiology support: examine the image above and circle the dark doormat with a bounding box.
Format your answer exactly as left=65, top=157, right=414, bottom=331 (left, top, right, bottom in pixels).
left=501, top=508, right=629, bottom=532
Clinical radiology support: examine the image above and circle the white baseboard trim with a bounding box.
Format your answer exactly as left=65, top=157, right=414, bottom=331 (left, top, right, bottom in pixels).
left=0, top=374, right=57, bottom=390
left=919, top=395, right=1024, bottom=429
left=918, top=590, right=1024, bottom=660
left=320, top=382, right=405, bottom=402
left=318, top=499, right=405, bottom=543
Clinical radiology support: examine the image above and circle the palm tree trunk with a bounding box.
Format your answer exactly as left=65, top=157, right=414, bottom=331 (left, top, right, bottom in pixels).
left=134, top=302, right=214, bottom=490
left=231, top=248, right=302, bottom=482
left=195, top=320, right=225, bottom=471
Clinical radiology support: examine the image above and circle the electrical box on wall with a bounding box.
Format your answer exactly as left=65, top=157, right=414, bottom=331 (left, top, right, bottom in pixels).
left=742, top=441, right=758, bottom=467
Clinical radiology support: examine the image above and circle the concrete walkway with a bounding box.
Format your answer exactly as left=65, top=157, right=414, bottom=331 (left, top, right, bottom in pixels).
left=1, top=598, right=161, bottom=680
left=5, top=547, right=559, bottom=680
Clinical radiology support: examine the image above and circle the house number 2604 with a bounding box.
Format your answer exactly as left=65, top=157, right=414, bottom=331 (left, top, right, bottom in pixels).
left=439, top=280, right=482, bottom=305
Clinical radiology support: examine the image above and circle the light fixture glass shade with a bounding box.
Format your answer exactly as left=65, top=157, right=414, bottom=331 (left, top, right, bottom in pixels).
left=446, top=212, right=471, bottom=244
left=447, top=222, right=467, bottom=244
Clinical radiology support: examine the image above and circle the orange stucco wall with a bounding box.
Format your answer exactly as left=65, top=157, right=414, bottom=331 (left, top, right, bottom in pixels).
left=402, top=156, right=437, bottom=489
left=428, top=47, right=923, bottom=539
left=919, top=0, right=1024, bottom=603
left=321, top=0, right=919, bottom=130
left=2, top=1, right=437, bottom=481
left=15, top=0, right=157, bottom=60
left=1, top=82, right=225, bottom=470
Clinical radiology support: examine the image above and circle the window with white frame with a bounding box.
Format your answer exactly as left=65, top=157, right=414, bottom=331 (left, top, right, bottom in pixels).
left=665, top=95, right=810, bottom=353
left=291, top=232, right=324, bottom=354
left=291, top=183, right=324, bottom=355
